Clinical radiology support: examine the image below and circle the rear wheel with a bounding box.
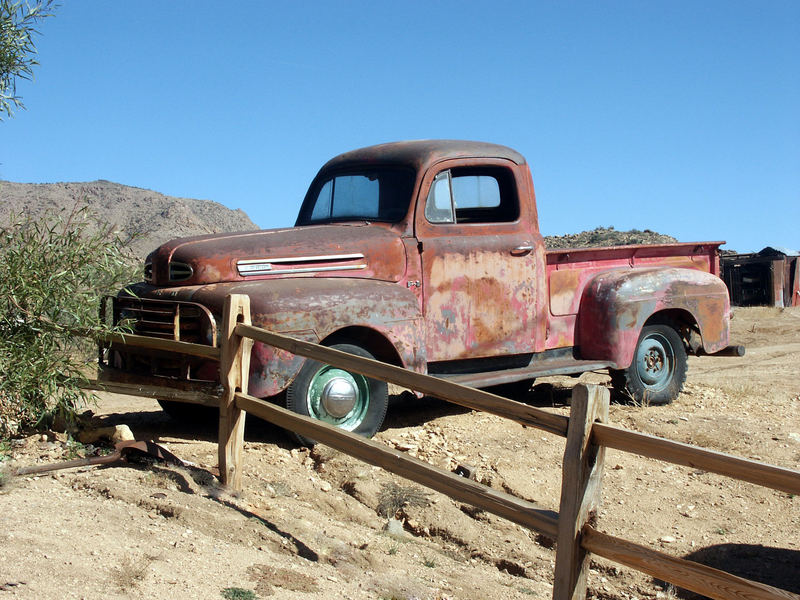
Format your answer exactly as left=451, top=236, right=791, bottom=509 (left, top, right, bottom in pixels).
left=610, top=323, right=687, bottom=406
left=285, top=343, right=388, bottom=446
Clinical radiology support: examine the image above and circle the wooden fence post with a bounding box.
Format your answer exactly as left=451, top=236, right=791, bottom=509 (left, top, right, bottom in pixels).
left=553, top=383, right=610, bottom=600
left=218, top=294, right=252, bottom=491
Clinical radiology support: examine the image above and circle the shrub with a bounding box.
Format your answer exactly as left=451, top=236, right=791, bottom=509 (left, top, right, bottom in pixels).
left=377, top=481, right=431, bottom=518
left=0, top=203, right=137, bottom=437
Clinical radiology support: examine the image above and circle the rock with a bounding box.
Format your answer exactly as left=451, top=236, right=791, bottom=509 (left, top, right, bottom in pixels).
left=384, top=518, right=407, bottom=540
left=788, top=432, right=800, bottom=443
left=111, top=425, right=134, bottom=442
left=659, top=535, right=676, bottom=544
left=78, top=424, right=134, bottom=444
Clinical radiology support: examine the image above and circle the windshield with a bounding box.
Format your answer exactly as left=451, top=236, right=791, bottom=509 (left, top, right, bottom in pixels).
left=296, top=168, right=414, bottom=226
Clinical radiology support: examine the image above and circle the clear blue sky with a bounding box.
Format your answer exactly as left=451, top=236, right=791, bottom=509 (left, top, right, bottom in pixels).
left=2, top=1, right=798, bottom=253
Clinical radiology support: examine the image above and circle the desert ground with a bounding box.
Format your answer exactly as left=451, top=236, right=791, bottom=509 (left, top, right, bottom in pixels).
left=1, top=306, right=798, bottom=600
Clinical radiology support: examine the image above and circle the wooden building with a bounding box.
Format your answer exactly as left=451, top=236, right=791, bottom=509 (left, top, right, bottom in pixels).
left=722, top=247, right=800, bottom=307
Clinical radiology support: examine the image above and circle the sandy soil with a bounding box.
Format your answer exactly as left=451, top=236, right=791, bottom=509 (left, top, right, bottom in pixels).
left=1, top=306, right=798, bottom=600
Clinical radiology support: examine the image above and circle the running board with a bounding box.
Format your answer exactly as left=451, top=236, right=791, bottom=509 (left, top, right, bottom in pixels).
left=434, top=359, right=614, bottom=389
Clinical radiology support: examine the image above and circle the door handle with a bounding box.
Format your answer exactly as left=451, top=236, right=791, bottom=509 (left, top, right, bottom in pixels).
left=511, top=244, right=534, bottom=256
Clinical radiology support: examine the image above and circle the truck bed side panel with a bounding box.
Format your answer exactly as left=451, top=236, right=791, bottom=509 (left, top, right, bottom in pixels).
left=545, top=242, right=723, bottom=349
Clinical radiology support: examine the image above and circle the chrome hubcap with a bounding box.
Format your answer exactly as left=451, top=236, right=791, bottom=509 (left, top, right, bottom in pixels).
left=320, top=377, right=358, bottom=418
left=306, top=365, right=370, bottom=430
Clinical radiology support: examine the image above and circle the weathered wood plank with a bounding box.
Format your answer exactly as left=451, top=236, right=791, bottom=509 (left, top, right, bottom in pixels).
left=554, top=384, right=609, bottom=600
left=98, top=331, right=221, bottom=360
left=592, top=422, right=800, bottom=496
left=234, top=323, right=569, bottom=438
left=82, top=379, right=220, bottom=406
left=235, top=392, right=560, bottom=539
left=583, top=527, right=800, bottom=600
left=218, top=295, right=251, bottom=491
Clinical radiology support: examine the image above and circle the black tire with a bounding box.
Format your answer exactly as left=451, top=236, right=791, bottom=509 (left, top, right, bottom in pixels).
left=285, top=343, right=388, bottom=446
left=609, top=323, right=687, bottom=406
left=157, top=399, right=217, bottom=422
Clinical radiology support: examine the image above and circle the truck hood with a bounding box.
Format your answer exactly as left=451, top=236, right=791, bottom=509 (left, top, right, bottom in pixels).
left=145, top=224, right=407, bottom=286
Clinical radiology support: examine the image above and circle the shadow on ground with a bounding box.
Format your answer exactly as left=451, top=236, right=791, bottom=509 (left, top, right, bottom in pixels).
left=97, top=403, right=292, bottom=447
left=382, top=381, right=572, bottom=433
left=97, top=378, right=578, bottom=451
left=663, top=544, right=800, bottom=598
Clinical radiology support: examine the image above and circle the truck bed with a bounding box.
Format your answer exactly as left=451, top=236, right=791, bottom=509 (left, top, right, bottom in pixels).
left=545, top=241, right=724, bottom=350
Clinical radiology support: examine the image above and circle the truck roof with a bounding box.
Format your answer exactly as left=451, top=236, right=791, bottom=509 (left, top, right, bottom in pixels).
left=319, top=139, right=527, bottom=172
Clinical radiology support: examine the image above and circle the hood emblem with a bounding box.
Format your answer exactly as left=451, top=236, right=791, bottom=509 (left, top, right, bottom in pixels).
left=236, top=253, right=366, bottom=277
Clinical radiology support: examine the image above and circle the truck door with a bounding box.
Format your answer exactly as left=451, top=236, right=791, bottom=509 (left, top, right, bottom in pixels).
left=414, top=159, right=542, bottom=362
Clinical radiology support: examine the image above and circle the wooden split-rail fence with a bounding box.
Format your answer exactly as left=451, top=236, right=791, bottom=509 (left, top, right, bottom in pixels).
left=91, top=294, right=800, bottom=600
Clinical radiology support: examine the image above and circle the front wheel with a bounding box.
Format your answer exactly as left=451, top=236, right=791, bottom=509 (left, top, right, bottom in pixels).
left=610, top=323, right=687, bottom=406
left=285, top=343, right=388, bottom=446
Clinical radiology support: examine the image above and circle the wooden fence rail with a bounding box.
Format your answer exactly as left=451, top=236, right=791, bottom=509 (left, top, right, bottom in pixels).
left=92, top=293, right=800, bottom=600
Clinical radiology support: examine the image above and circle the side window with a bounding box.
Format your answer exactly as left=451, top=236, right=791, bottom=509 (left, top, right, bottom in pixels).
left=452, top=175, right=501, bottom=210
left=425, top=168, right=519, bottom=224
left=424, top=171, right=455, bottom=223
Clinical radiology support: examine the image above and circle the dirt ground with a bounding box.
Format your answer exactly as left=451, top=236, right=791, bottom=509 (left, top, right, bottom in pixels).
left=1, top=306, right=798, bottom=600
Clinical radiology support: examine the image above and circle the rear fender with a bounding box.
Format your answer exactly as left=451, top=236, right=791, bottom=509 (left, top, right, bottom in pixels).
left=576, top=268, right=730, bottom=368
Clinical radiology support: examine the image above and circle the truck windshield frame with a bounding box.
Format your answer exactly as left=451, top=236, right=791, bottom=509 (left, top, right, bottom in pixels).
left=296, top=167, right=415, bottom=226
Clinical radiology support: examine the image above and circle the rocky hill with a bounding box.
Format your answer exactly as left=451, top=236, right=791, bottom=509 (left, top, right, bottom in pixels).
left=0, top=180, right=258, bottom=258
left=543, top=226, right=677, bottom=249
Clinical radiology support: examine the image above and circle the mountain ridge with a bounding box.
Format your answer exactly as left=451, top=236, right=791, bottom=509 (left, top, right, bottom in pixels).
left=0, top=179, right=259, bottom=258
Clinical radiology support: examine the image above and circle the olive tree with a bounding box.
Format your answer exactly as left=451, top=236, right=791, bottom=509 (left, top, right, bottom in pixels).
left=0, top=206, right=137, bottom=438
left=0, top=0, right=56, bottom=120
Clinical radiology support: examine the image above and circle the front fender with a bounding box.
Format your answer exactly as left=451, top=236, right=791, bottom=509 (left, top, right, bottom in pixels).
left=576, top=268, right=730, bottom=368
left=185, top=278, right=424, bottom=397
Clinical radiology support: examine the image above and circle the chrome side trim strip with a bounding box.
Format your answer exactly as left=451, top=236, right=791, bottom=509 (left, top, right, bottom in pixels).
left=237, top=253, right=365, bottom=266
left=237, top=264, right=367, bottom=276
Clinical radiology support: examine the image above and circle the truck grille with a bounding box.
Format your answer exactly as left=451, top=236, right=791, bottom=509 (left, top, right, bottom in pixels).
left=111, top=297, right=217, bottom=346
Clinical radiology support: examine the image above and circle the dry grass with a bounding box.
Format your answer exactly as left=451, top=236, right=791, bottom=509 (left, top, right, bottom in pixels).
left=110, top=555, right=154, bottom=590
left=716, top=381, right=762, bottom=402
left=247, top=564, right=319, bottom=595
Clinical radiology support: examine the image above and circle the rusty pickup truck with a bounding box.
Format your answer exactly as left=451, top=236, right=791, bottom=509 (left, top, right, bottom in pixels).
left=105, top=140, right=738, bottom=442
